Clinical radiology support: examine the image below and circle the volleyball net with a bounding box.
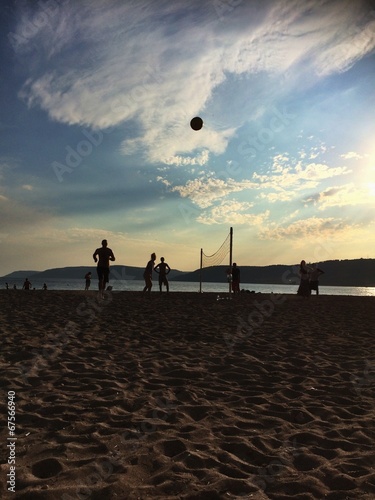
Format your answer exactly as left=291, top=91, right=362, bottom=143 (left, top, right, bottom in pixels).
left=199, top=227, right=233, bottom=293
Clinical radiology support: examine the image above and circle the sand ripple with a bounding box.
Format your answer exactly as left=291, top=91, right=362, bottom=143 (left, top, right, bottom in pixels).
left=1, top=291, right=374, bottom=499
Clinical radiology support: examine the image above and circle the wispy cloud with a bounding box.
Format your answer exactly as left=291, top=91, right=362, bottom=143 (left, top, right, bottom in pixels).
left=162, top=150, right=210, bottom=167
left=253, top=158, right=351, bottom=191
left=304, top=183, right=375, bottom=210
left=259, top=216, right=356, bottom=240
left=14, top=0, right=375, bottom=164
left=340, top=151, right=364, bottom=160
left=169, top=177, right=257, bottom=208
left=197, top=201, right=269, bottom=225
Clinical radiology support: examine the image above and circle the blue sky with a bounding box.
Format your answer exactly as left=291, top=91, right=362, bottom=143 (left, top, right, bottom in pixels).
left=1, top=0, right=375, bottom=276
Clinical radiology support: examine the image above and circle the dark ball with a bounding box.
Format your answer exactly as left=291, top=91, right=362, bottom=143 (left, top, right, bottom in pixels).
left=190, top=116, right=203, bottom=130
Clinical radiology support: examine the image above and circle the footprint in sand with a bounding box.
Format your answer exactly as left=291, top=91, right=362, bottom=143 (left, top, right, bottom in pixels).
left=31, top=458, right=63, bottom=479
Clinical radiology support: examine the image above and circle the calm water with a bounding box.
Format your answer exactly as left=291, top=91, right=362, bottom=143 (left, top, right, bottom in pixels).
left=4, top=278, right=375, bottom=296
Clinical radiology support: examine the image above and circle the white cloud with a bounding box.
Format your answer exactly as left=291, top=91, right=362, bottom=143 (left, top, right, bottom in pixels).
left=313, top=12, right=375, bottom=76
left=314, top=183, right=375, bottom=210
left=197, top=201, right=269, bottom=225
left=14, top=0, right=375, bottom=164
left=156, top=177, right=171, bottom=187
left=162, top=150, right=210, bottom=167
left=340, top=152, right=363, bottom=160
left=259, top=216, right=355, bottom=240
left=163, top=150, right=354, bottom=209
left=254, top=155, right=351, bottom=191
left=169, top=177, right=257, bottom=208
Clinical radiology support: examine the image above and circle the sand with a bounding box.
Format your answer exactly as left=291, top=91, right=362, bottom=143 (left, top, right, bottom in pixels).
left=1, top=289, right=374, bottom=499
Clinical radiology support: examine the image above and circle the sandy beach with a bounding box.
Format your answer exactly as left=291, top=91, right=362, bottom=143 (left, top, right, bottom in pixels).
left=1, top=290, right=374, bottom=499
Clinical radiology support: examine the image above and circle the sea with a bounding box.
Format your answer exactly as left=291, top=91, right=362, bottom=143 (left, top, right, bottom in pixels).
left=4, top=278, right=375, bottom=296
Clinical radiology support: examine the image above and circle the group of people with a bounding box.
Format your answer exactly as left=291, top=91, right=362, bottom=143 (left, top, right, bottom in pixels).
left=229, top=260, right=324, bottom=298
left=5, top=280, right=47, bottom=290
left=91, top=240, right=325, bottom=298
left=142, top=253, right=171, bottom=294
left=297, top=260, right=325, bottom=297
left=91, top=240, right=171, bottom=297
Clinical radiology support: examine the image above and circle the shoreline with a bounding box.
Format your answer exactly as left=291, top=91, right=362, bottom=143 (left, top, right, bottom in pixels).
left=2, top=281, right=375, bottom=297
left=1, top=288, right=375, bottom=295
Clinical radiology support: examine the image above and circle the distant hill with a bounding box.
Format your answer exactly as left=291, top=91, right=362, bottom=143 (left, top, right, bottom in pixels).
left=172, top=259, right=375, bottom=287
left=1, top=265, right=187, bottom=282
left=2, top=270, right=40, bottom=279
left=1, top=259, right=374, bottom=287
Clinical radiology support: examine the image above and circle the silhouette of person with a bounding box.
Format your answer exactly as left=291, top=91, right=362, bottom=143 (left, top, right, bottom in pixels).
left=154, top=257, right=171, bottom=293
left=309, top=263, right=325, bottom=295
left=93, top=239, right=115, bottom=298
left=23, top=278, right=32, bottom=290
left=143, top=253, right=156, bottom=294
left=297, top=260, right=311, bottom=298
left=231, top=263, right=240, bottom=294
left=84, top=272, right=92, bottom=290
left=5, top=282, right=9, bottom=289
left=43, top=283, right=47, bottom=290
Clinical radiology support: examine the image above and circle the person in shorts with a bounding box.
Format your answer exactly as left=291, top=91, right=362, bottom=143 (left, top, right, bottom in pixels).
left=93, top=240, right=115, bottom=298
left=154, top=257, right=171, bottom=293
left=143, top=253, right=156, bottom=294
left=309, top=263, right=325, bottom=295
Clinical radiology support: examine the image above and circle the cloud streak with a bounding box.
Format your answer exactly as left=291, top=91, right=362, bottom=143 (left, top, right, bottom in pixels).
left=14, top=0, right=375, bottom=164
left=259, top=216, right=357, bottom=240
left=169, top=177, right=257, bottom=208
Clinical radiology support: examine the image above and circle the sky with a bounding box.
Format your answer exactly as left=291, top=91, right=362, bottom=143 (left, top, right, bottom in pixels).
left=0, top=0, right=375, bottom=276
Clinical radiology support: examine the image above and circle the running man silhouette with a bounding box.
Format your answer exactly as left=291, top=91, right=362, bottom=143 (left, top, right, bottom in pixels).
left=93, top=239, right=115, bottom=298
left=154, top=257, right=171, bottom=293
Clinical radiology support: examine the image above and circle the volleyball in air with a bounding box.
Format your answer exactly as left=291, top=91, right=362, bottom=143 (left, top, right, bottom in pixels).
left=190, top=116, right=203, bottom=130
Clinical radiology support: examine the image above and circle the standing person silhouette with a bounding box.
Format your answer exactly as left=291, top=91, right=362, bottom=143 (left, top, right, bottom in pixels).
left=297, top=260, right=311, bottom=298
left=143, top=253, right=156, bottom=294
left=309, top=263, right=325, bottom=295
left=93, top=239, right=115, bottom=298
left=84, top=272, right=92, bottom=290
left=231, top=262, right=240, bottom=294
left=23, top=278, right=32, bottom=290
left=154, top=257, right=171, bottom=293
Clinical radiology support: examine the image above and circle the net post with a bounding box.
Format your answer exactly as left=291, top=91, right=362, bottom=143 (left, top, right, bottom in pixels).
left=199, top=248, right=203, bottom=293
left=229, top=227, right=233, bottom=294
